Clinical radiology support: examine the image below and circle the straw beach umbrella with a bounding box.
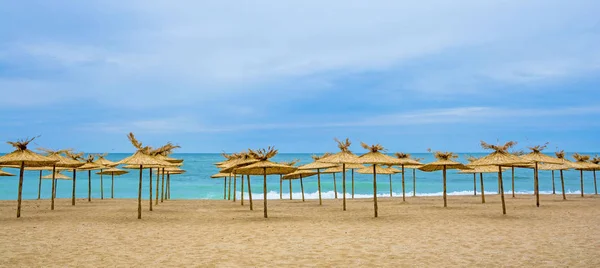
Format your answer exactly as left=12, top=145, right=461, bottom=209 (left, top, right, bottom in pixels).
left=78, top=155, right=102, bottom=203
left=211, top=173, right=230, bottom=199
left=569, top=153, right=599, bottom=197
left=65, top=151, right=84, bottom=206
left=318, top=138, right=362, bottom=211
left=345, top=163, right=364, bottom=199
left=394, top=153, right=422, bottom=201
left=42, top=171, right=71, bottom=180
left=356, top=165, right=401, bottom=197
left=151, top=143, right=181, bottom=205
left=357, top=142, right=402, bottom=217
left=116, top=133, right=173, bottom=219
left=96, top=167, right=129, bottom=199
left=468, top=141, right=531, bottom=215
left=283, top=170, right=317, bottom=201
left=93, top=154, right=118, bottom=200
left=419, top=151, right=468, bottom=208
left=297, top=153, right=337, bottom=205
left=538, top=162, right=570, bottom=200
left=521, top=143, right=562, bottom=207
left=219, top=152, right=259, bottom=208
left=405, top=158, right=423, bottom=197
left=235, top=147, right=296, bottom=218
left=460, top=165, right=504, bottom=204
left=0, top=137, right=58, bottom=218
left=37, top=148, right=85, bottom=210
left=0, top=168, right=15, bottom=177
left=279, top=160, right=299, bottom=200
left=590, top=156, right=599, bottom=195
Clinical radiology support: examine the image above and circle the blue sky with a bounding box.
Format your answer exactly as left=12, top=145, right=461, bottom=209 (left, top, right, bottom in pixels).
left=1, top=0, right=599, bottom=153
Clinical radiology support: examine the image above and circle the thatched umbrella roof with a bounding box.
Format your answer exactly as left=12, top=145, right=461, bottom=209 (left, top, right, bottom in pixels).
left=538, top=163, right=570, bottom=171
left=93, top=154, right=119, bottom=167
left=459, top=165, right=506, bottom=174
left=569, top=153, right=599, bottom=170
left=210, top=173, right=230, bottom=178
left=356, top=165, right=401, bottom=174
left=298, top=161, right=338, bottom=170
left=0, top=138, right=58, bottom=167
left=117, top=151, right=173, bottom=167
left=321, top=166, right=344, bottom=173
left=37, top=149, right=85, bottom=168
left=42, top=172, right=72, bottom=180
left=163, top=166, right=186, bottom=174
left=151, top=143, right=183, bottom=164
left=394, top=152, right=423, bottom=166
left=318, top=139, right=362, bottom=164
left=96, top=167, right=129, bottom=176
left=419, top=152, right=468, bottom=171
left=357, top=143, right=401, bottom=165
left=0, top=169, right=15, bottom=176
left=468, top=142, right=531, bottom=167
left=77, top=155, right=104, bottom=170
left=283, top=170, right=317, bottom=180
left=520, top=143, right=563, bottom=164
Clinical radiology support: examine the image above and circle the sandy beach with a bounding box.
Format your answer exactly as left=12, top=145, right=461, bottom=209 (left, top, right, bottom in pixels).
left=1, top=194, right=599, bottom=267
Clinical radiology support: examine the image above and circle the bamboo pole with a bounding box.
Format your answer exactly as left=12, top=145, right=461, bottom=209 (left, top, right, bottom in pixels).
left=263, top=168, right=268, bottom=218
left=499, top=166, right=506, bottom=215
left=72, top=169, right=76, bottom=206
left=247, top=175, right=253, bottom=210
left=560, top=170, right=566, bottom=200
left=51, top=165, right=56, bottom=210
left=333, top=173, right=338, bottom=199
left=342, top=163, right=346, bottom=211
left=372, top=164, right=378, bottom=218
left=317, top=169, right=322, bottom=206
left=17, top=161, right=24, bottom=218
left=300, top=176, right=305, bottom=202
left=37, top=170, right=42, bottom=200
left=137, top=165, right=142, bottom=219
left=88, top=170, right=91, bottom=202
left=480, top=173, right=485, bottom=204
left=149, top=168, right=153, bottom=211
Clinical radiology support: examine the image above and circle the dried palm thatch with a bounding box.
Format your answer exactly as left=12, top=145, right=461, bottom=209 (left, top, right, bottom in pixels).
left=211, top=173, right=230, bottom=178
left=78, top=155, right=102, bottom=170
left=469, top=141, right=530, bottom=167
left=37, top=148, right=84, bottom=168
left=318, top=139, right=362, bottom=164
left=151, top=143, right=184, bottom=163
left=0, top=137, right=59, bottom=218
left=521, top=143, right=562, bottom=164
left=93, top=153, right=118, bottom=167
left=419, top=152, right=466, bottom=171
left=283, top=170, right=317, bottom=180
left=97, top=167, right=129, bottom=176
left=356, top=165, right=401, bottom=175
left=358, top=143, right=401, bottom=165
left=42, top=172, right=72, bottom=180
left=297, top=153, right=338, bottom=206
left=395, top=152, right=423, bottom=165
left=279, top=159, right=300, bottom=167
left=235, top=147, right=296, bottom=218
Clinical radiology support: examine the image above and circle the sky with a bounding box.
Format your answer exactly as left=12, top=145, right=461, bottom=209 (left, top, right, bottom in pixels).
left=1, top=0, right=599, bottom=153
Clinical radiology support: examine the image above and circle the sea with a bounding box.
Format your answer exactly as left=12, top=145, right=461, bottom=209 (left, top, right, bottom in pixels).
left=0, top=153, right=597, bottom=200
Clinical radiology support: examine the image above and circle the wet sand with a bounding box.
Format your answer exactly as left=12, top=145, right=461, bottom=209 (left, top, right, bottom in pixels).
left=1, top=194, right=599, bottom=267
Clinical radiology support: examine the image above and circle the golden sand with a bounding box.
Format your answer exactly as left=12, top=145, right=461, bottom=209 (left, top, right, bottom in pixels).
left=1, top=195, right=599, bottom=267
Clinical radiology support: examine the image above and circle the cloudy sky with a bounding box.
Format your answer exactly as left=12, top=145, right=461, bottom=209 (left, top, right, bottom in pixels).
left=1, top=0, right=599, bottom=153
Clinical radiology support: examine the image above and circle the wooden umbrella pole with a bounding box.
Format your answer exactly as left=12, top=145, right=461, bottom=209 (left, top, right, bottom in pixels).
left=38, top=170, right=42, bottom=200
left=388, top=174, right=392, bottom=197
left=112, top=173, right=115, bottom=199
left=222, top=178, right=226, bottom=199
left=342, top=164, right=347, bottom=211
left=100, top=171, right=104, bottom=200
left=51, top=165, right=56, bottom=210
left=17, top=161, right=25, bottom=218
left=289, top=177, right=293, bottom=200
left=560, top=170, right=566, bottom=200
left=499, top=166, right=506, bottom=215
left=247, top=175, right=253, bottom=210
left=535, top=162, right=540, bottom=207
left=167, top=173, right=171, bottom=200
left=137, top=165, right=142, bottom=219
left=149, top=168, right=153, bottom=211
left=233, top=175, right=237, bottom=202
left=228, top=175, right=232, bottom=200
left=161, top=170, right=165, bottom=202
left=351, top=169, right=355, bottom=199
left=156, top=168, right=160, bottom=205
left=317, top=170, right=322, bottom=206
left=263, top=168, right=268, bottom=218
left=241, top=175, right=245, bottom=206
left=443, top=165, right=447, bottom=208
left=413, top=169, right=416, bottom=197
left=373, top=164, right=378, bottom=218
left=473, top=173, right=477, bottom=196
left=279, top=175, right=283, bottom=200
left=300, top=176, right=305, bottom=202
left=594, top=170, right=597, bottom=195
left=580, top=170, right=584, bottom=197
left=88, top=170, right=91, bottom=202
left=72, top=169, right=76, bottom=206
left=402, top=165, right=406, bottom=201
left=333, top=173, right=338, bottom=199
left=511, top=166, right=515, bottom=198
left=551, top=170, right=556, bottom=195
left=480, top=173, right=485, bottom=204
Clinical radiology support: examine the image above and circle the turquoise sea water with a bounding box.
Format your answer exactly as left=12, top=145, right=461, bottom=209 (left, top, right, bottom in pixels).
left=0, top=153, right=598, bottom=200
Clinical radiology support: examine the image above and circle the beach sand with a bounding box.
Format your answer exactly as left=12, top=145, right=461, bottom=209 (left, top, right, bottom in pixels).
left=1, top=194, right=599, bottom=267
